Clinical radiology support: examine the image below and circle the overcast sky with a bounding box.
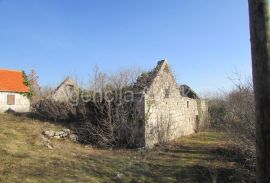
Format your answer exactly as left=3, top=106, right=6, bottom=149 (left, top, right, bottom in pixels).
left=0, top=0, right=252, bottom=94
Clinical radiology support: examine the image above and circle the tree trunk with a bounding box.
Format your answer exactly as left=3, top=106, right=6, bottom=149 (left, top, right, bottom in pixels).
left=248, top=0, right=270, bottom=182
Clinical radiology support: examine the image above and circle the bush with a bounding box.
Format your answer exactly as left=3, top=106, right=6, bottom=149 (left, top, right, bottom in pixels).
left=34, top=99, right=77, bottom=121
left=208, top=77, right=255, bottom=170
left=208, top=99, right=227, bottom=129
left=76, top=90, right=143, bottom=148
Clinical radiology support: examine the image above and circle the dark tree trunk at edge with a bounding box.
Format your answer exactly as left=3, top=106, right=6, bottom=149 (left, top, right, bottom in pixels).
left=248, top=0, right=270, bottom=182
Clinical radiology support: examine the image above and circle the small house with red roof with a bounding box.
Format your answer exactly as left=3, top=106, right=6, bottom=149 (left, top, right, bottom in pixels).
left=0, top=69, right=30, bottom=113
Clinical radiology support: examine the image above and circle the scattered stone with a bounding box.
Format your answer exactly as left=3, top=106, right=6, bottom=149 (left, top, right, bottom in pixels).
left=54, top=131, right=61, bottom=136
left=61, top=132, right=68, bottom=137
left=42, top=129, right=77, bottom=142
left=54, top=136, right=61, bottom=139
left=58, top=131, right=65, bottom=136
left=84, top=145, right=92, bottom=149
left=43, top=131, right=55, bottom=138
left=69, top=134, right=78, bottom=142
left=46, top=143, right=54, bottom=149
left=63, top=129, right=71, bottom=133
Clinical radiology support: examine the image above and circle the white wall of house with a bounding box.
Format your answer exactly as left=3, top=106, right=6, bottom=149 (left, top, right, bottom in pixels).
left=0, top=92, right=30, bottom=113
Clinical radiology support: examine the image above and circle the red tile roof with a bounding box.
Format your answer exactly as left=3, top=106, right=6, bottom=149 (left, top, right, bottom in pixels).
left=0, top=69, right=30, bottom=93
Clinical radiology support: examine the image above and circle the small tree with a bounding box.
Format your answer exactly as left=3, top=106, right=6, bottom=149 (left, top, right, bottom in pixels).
left=28, top=69, right=41, bottom=105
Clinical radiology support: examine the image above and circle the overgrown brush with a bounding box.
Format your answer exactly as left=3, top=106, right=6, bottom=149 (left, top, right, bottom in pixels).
left=208, top=76, right=255, bottom=170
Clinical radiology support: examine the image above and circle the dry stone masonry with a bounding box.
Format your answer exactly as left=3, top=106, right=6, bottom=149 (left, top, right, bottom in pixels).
left=48, top=60, right=208, bottom=149
left=52, top=77, right=78, bottom=103
left=43, top=129, right=78, bottom=141
left=134, top=60, right=208, bottom=148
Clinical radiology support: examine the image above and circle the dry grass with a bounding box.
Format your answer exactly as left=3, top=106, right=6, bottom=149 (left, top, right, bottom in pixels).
left=0, top=113, right=253, bottom=183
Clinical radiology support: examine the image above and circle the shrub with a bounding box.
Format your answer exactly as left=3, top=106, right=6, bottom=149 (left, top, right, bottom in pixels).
left=208, top=77, right=255, bottom=170
left=76, top=90, right=143, bottom=148
left=34, top=99, right=77, bottom=121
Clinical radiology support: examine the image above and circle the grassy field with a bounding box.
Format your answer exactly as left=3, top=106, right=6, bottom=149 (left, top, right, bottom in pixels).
left=0, top=113, right=253, bottom=183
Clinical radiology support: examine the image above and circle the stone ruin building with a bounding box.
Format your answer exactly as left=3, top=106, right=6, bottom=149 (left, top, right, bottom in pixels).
left=134, top=60, right=208, bottom=148
left=51, top=61, right=208, bottom=148
left=52, top=77, right=78, bottom=103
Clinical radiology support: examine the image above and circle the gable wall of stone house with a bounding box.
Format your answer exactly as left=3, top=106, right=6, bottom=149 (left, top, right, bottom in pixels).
left=142, top=63, right=199, bottom=148
left=53, top=78, right=78, bottom=103
left=53, top=86, right=70, bottom=102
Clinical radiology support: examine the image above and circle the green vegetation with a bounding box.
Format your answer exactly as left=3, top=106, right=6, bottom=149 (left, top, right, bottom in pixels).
left=0, top=114, right=253, bottom=182
left=22, top=70, right=33, bottom=99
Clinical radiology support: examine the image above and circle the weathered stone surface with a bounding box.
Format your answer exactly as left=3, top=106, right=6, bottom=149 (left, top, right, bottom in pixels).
left=69, top=134, right=78, bottom=142
left=43, top=130, right=55, bottom=138
left=58, top=131, right=65, bottom=136
left=134, top=60, right=208, bottom=148
left=42, top=129, right=75, bottom=141
left=54, top=136, right=61, bottom=139
left=52, top=77, right=79, bottom=103
left=63, top=129, right=71, bottom=133
left=61, top=133, right=68, bottom=137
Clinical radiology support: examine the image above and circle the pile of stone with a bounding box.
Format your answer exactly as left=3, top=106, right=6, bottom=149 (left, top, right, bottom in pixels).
left=42, top=129, right=78, bottom=142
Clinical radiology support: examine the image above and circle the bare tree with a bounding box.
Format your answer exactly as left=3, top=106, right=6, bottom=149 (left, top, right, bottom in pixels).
left=248, top=0, right=270, bottom=182
left=77, top=66, right=143, bottom=148
left=206, top=75, right=256, bottom=171
left=28, top=69, right=41, bottom=105
left=90, top=65, right=108, bottom=93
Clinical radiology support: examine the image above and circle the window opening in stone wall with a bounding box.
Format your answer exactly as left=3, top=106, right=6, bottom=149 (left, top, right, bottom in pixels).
left=66, top=85, right=74, bottom=97
left=165, top=88, right=170, bottom=98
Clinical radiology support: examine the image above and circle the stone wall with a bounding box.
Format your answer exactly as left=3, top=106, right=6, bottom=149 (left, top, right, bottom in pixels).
left=196, top=99, right=209, bottom=130
left=53, top=78, right=78, bottom=103
left=0, top=92, right=30, bottom=113
left=140, top=62, right=199, bottom=148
